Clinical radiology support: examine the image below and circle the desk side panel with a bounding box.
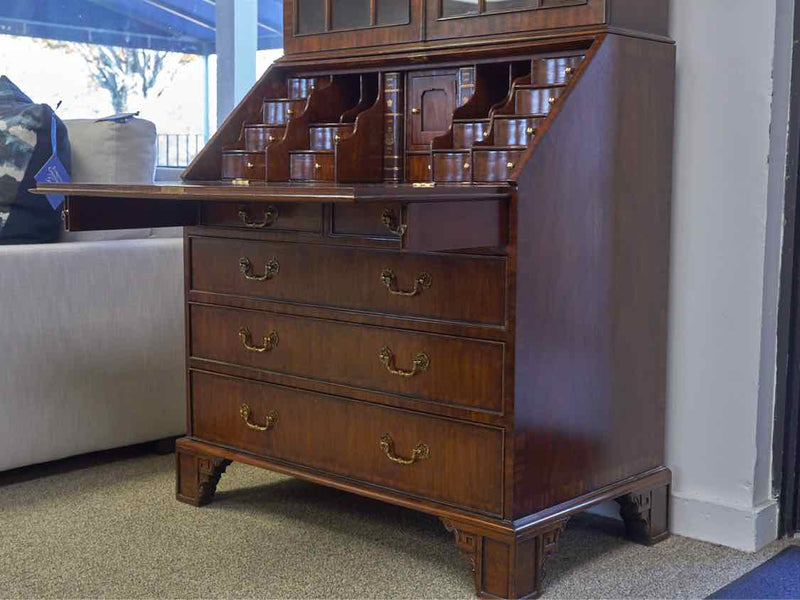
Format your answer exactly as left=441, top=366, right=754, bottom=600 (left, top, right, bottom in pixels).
left=511, top=34, right=675, bottom=517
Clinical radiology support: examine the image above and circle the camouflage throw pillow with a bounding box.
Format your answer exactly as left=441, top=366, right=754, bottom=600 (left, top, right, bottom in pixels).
left=0, top=76, right=70, bottom=244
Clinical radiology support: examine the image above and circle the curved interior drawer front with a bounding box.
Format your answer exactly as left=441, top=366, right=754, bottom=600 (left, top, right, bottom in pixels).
left=190, top=304, right=504, bottom=413
left=190, top=370, right=504, bottom=515
left=201, top=203, right=323, bottom=233
left=190, top=237, right=507, bottom=326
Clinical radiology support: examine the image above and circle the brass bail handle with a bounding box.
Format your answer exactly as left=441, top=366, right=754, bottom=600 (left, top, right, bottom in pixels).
left=239, top=257, right=280, bottom=282
left=240, top=404, right=278, bottom=432
left=238, top=204, right=279, bottom=228
left=239, top=328, right=279, bottom=353
left=380, top=434, right=430, bottom=466
left=381, top=209, right=407, bottom=237
left=381, top=269, right=432, bottom=297
left=379, top=346, right=430, bottom=378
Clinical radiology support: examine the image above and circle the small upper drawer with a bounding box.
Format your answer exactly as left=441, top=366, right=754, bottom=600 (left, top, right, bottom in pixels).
left=190, top=370, right=504, bottom=515
left=189, top=304, right=505, bottom=413
left=201, top=202, right=323, bottom=233
left=190, top=237, right=507, bottom=326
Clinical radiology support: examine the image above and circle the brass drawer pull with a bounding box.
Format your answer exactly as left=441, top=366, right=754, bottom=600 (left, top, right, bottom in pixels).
left=381, top=269, right=432, bottom=297
left=239, top=328, right=279, bottom=353
left=379, top=346, right=430, bottom=378
left=238, top=205, right=279, bottom=228
left=381, top=209, right=407, bottom=236
left=380, top=434, right=430, bottom=466
left=240, top=404, right=278, bottom=432
left=411, top=107, right=421, bottom=115
left=239, top=257, right=280, bottom=282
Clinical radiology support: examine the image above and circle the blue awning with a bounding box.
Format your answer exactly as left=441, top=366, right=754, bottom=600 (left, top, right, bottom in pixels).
left=0, top=0, right=283, bottom=55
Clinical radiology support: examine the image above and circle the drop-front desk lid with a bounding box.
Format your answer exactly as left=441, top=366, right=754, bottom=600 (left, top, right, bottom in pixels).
left=33, top=181, right=512, bottom=252
left=34, top=181, right=512, bottom=203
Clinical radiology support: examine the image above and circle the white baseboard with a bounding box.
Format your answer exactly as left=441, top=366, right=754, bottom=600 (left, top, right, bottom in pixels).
left=670, top=492, right=779, bottom=552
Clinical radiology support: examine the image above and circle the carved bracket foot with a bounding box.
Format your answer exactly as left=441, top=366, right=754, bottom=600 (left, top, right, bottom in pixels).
left=175, top=442, right=232, bottom=507
left=441, top=518, right=568, bottom=599
left=616, top=483, right=670, bottom=545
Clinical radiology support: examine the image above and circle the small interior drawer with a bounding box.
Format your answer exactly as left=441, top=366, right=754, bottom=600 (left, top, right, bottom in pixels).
left=290, top=152, right=335, bottom=182
left=221, top=151, right=265, bottom=181
left=244, top=125, right=286, bottom=151
left=473, top=149, right=525, bottom=182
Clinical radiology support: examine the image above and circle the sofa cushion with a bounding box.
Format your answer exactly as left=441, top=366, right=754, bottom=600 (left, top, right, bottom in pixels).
left=0, top=76, right=69, bottom=244
left=65, top=117, right=156, bottom=184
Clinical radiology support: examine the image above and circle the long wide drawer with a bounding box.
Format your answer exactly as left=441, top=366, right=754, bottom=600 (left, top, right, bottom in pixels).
left=190, top=304, right=504, bottom=413
left=190, top=237, right=507, bottom=326
left=190, top=370, right=504, bottom=515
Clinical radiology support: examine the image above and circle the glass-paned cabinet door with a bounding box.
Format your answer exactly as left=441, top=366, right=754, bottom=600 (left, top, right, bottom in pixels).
left=286, top=0, right=421, bottom=54
left=427, top=0, right=596, bottom=41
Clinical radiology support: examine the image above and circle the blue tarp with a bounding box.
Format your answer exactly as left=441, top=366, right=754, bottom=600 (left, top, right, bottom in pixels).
left=0, top=0, right=283, bottom=54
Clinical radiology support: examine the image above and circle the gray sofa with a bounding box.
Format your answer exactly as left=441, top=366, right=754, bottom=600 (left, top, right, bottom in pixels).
left=0, top=118, right=186, bottom=471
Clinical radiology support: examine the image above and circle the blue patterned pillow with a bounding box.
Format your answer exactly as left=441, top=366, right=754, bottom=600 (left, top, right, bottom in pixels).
left=0, top=76, right=70, bottom=244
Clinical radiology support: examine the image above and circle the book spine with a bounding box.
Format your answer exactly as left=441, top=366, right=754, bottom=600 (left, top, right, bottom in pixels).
left=383, top=72, right=404, bottom=182
left=458, top=67, right=476, bottom=107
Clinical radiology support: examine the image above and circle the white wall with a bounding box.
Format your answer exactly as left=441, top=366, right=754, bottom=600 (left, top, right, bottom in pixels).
left=666, top=0, right=793, bottom=552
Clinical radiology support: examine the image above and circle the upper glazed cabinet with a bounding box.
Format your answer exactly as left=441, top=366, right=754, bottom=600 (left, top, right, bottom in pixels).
left=284, top=0, right=422, bottom=54
left=285, top=0, right=668, bottom=55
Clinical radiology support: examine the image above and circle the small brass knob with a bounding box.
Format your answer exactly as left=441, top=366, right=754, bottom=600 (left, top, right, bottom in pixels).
left=268, top=135, right=276, bottom=143
left=411, top=107, right=421, bottom=115
left=565, top=66, right=574, bottom=75
left=287, top=108, right=295, bottom=116
left=463, top=162, right=471, bottom=170
left=427, top=164, right=432, bottom=171
left=334, top=134, right=341, bottom=142
left=310, top=84, right=316, bottom=91
left=526, top=126, right=534, bottom=135
left=548, top=96, right=556, bottom=104
left=246, top=161, right=254, bottom=169
left=507, top=161, right=515, bottom=170
left=482, top=131, right=489, bottom=139
left=314, top=162, right=322, bottom=170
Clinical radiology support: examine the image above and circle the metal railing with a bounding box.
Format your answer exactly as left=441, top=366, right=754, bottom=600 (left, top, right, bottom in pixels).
left=157, top=133, right=206, bottom=168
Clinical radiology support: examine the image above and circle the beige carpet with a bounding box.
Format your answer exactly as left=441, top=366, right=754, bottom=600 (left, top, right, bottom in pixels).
left=0, top=450, right=796, bottom=599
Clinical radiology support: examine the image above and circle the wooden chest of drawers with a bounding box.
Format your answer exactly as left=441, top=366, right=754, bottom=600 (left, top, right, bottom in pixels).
left=38, top=5, right=675, bottom=596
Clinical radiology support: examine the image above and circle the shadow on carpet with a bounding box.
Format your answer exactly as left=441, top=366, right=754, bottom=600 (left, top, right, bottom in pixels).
left=708, top=545, right=800, bottom=599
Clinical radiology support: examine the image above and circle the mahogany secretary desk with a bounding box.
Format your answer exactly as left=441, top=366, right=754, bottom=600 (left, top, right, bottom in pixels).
left=37, top=1, right=675, bottom=597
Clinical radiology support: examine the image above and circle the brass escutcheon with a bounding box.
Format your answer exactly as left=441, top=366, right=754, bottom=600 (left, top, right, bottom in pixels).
left=240, top=404, right=278, bottom=432
left=239, top=257, right=280, bottom=281
left=239, top=205, right=279, bottom=228
left=379, top=346, right=430, bottom=378
left=239, top=328, right=279, bottom=353
left=380, top=434, right=430, bottom=466
left=381, top=269, right=432, bottom=297
left=381, top=209, right=407, bottom=236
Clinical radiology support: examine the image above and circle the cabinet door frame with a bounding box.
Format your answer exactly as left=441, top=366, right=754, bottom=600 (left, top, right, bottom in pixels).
left=285, top=0, right=423, bottom=55
left=425, top=0, right=604, bottom=42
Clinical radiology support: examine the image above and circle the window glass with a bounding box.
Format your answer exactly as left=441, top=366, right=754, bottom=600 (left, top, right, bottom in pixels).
left=485, top=0, right=533, bottom=11
left=442, top=0, right=479, bottom=17
left=376, top=0, right=410, bottom=26
left=297, top=0, right=326, bottom=34
left=331, top=0, right=371, bottom=30
left=0, top=0, right=284, bottom=169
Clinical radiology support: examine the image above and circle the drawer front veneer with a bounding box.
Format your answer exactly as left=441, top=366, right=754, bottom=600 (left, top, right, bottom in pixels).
left=201, top=203, right=323, bottom=233
left=190, top=304, right=505, bottom=412
left=190, top=237, right=506, bottom=325
left=190, top=371, right=504, bottom=515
